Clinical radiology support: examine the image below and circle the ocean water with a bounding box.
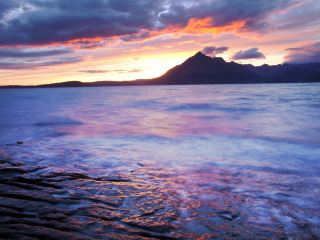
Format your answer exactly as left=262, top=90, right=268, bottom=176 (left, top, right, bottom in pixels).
left=1, top=83, right=320, bottom=238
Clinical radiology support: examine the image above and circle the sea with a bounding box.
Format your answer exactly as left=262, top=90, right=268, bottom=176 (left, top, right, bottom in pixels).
left=0, top=83, right=320, bottom=239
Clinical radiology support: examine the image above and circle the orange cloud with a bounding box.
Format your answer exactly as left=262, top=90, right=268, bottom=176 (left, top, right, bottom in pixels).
left=123, top=17, right=246, bottom=44
left=183, top=17, right=246, bottom=34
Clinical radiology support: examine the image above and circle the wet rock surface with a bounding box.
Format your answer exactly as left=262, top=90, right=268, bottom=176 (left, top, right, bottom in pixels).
left=1, top=147, right=320, bottom=240
left=0, top=156, right=181, bottom=239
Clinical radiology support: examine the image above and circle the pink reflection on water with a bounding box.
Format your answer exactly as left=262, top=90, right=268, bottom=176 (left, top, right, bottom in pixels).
left=56, top=109, right=244, bottom=139
left=133, top=163, right=320, bottom=238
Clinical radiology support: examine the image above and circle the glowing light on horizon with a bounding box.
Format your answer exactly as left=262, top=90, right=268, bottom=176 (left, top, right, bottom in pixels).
left=0, top=0, right=319, bottom=85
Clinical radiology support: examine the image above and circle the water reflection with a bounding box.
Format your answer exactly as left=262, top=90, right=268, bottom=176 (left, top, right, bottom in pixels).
left=0, top=83, right=320, bottom=238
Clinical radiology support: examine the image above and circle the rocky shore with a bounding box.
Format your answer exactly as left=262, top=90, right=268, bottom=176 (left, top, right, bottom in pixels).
left=1, top=146, right=319, bottom=239
left=0, top=152, right=182, bottom=240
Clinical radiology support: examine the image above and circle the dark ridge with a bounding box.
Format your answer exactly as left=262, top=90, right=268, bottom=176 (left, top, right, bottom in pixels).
left=1, top=52, right=320, bottom=88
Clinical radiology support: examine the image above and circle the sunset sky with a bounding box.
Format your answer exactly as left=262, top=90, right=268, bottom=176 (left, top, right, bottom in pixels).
left=0, top=0, right=319, bottom=85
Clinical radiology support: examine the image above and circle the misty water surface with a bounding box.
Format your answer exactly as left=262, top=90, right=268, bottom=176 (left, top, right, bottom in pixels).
left=1, top=83, right=320, bottom=238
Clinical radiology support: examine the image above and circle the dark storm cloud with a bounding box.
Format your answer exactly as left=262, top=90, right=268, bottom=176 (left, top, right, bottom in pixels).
left=285, top=42, right=320, bottom=64
left=202, top=46, right=228, bottom=56
left=0, top=56, right=82, bottom=69
left=232, top=48, right=266, bottom=60
left=0, top=1, right=19, bottom=18
left=158, top=0, right=296, bottom=30
left=0, top=0, right=162, bottom=46
left=0, top=47, right=72, bottom=58
left=0, top=0, right=297, bottom=46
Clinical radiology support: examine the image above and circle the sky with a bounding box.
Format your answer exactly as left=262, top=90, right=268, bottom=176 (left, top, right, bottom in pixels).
left=0, top=0, right=319, bottom=86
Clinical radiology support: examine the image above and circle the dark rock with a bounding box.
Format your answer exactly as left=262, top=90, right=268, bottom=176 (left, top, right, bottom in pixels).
left=95, top=175, right=131, bottom=182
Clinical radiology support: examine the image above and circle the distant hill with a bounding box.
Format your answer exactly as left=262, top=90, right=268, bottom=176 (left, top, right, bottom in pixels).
left=1, top=52, right=320, bottom=88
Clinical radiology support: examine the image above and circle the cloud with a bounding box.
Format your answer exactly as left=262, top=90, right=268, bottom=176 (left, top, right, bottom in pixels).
left=0, top=56, right=82, bottom=69
left=271, top=0, right=320, bottom=31
left=285, top=42, right=320, bottom=63
left=121, top=31, right=152, bottom=42
left=78, top=70, right=109, bottom=74
left=0, top=1, right=19, bottom=18
left=0, top=0, right=297, bottom=46
left=121, top=34, right=214, bottom=53
left=285, top=42, right=320, bottom=64
left=70, top=40, right=107, bottom=49
left=232, top=48, right=266, bottom=60
left=0, top=0, right=162, bottom=46
left=126, top=68, right=141, bottom=73
left=0, top=46, right=79, bottom=69
left=79, top=68, right=141, bottom=74
left=0, top=47, right=72, bottom=58
left=202, top=46, right=228, bottom=56
left=158, top=0, right=296, bottom=30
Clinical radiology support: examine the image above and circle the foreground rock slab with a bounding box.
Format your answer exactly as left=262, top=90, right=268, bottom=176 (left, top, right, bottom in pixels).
left=0, top=156, right=181, bottom=240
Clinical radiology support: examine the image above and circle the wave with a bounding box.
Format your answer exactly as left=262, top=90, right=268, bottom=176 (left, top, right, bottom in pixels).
left=34, top=117, right=83, bottom=127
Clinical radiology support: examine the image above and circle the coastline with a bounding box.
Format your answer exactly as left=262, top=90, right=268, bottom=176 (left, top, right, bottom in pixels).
left=1, top=83, right=320, bottom=239
left=0, top=149, right=182, bottom=240
left=1, top=142, right=319, bottom=239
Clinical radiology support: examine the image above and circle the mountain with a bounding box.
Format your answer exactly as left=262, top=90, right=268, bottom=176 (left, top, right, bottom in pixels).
left=150, top=51, right=320, bottom=84
left=1, top=52, right=320, bottom=88
left=150, top=52, right=258, bottom=84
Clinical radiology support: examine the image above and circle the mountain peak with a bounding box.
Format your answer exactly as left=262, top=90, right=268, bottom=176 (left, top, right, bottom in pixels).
left=185, top=51, right=227, bottom=66
left=189, top=51, right=211, bottom=60
left=195, top=51, right=206, bottom=57
left=184, top=51, right=213, bottom=65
